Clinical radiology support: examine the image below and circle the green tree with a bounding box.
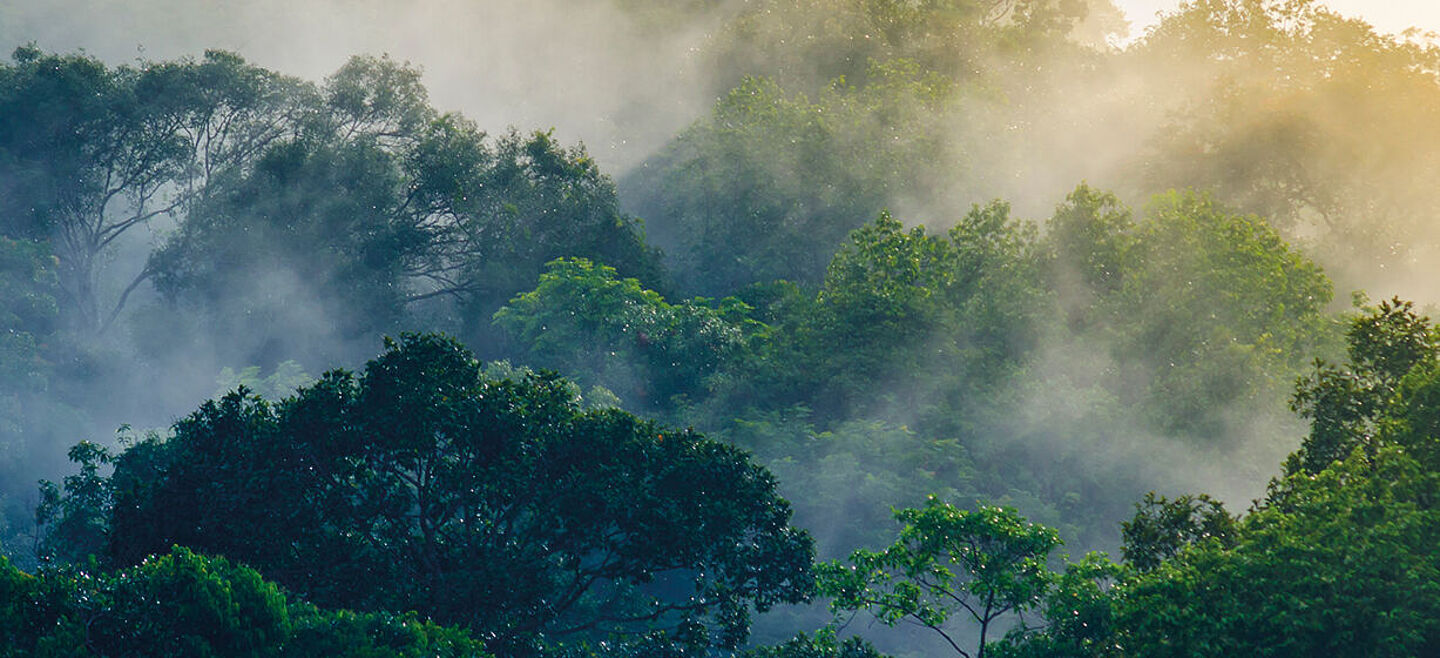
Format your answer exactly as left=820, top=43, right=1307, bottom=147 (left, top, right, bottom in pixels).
left=0, top=47, right=300, bottom=333
left=1287, top=298, right=1438, bottom=474
left=986, top=552, right=1121, bottom=658
left=494, top=257, right=751, bottom=410
left=1044, top=185, right=1133, bottom=328
left=86, top=333, right=811, bottom=653
left=35, top=441, right=115, bottom=565
left=742, top=630, right=889, bottom=658
left=1111, top=446, right=1440, bottom=657
left=1118, top=492, right=1236, bottom=573
left=818, top=499, right=1062, bottom=658
left=753, top=205, right=1044, bottom=422
left=149, top=54, right=659, bottom=363
left=0, top=546, right=491, bottom=657
left=1047, top=187, right=1334, bottom=439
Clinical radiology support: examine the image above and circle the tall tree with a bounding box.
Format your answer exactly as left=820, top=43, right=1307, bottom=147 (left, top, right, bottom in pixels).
left=74, top=333, right=812, bottom=654
left=150, top=55, right=659, bottom=362
left=0, top=47, right=299, bottom=334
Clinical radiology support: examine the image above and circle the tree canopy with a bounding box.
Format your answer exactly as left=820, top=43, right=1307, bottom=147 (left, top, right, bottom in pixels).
left=45, top=333, right=813, bottom=654
left=0, top=546, right=491, bottom=657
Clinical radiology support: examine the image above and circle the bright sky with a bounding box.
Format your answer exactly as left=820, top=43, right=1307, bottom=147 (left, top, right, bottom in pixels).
left=1114, top=0, right=1440, bottom=40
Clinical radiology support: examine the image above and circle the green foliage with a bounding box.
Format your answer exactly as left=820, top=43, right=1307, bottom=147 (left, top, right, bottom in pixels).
left=35, top=441, right=114, bottom=565
left=987, top=552, right=1122, bottom=658
left=1046, top=185, right=1133, bottom=317
left=1113, top=447, right=1440, bottom=657
left=494, top=258, right=751, bottom=410
left=818, top=499, right=1063, bottom=658
left=87, top=333, right=812, bottom=652
left=285, top=605, right=490, bottom=657
left=1288, top=298, right=1438, bottom=474
left=0, top=546, right=491, bottom=657
left=1047, top=186, right=1335, bottom=438
left=1118, top=493, right=1236, bottom=572
left=751, top=206, right=1045, bottom=422
left=1126, top=190, right=1331, bottom=364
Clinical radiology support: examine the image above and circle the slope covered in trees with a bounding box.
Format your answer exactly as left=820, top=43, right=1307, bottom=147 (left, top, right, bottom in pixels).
left=5, top=0, right=1440, bottom=654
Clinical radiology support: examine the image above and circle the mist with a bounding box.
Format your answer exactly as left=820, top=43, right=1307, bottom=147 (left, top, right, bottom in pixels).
left=4, top=0, right=1440, bottom=654
left=1, top=0, right=729, bottom=170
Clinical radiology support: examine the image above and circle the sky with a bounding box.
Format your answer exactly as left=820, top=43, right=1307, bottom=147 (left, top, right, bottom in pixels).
left=1115, top=0, right=1440, bottom=39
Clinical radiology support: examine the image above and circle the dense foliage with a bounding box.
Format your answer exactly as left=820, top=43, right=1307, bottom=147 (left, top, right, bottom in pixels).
left=38, top=334, right=814, bottom=654
left=0, top=546, right=490, bottom=657
left=6, top=0, right=1440, bottom=654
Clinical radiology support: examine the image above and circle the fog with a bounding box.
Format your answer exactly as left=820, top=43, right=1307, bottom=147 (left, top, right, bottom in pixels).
left=4, top=0, right=1440, bottom=652
left=1, top=0, right=728, bottom=170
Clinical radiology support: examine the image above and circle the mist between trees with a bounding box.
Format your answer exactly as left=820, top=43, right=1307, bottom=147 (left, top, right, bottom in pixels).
left=4, top=0, right=1440, bottom=655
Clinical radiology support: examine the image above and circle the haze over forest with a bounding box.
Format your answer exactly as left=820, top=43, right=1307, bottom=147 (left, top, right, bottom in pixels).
left=4, top=1, right=1440, bottom=656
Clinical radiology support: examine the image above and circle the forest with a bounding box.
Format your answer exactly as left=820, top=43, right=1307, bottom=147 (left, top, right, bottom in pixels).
left=3, top=0, right=1440, bottom=655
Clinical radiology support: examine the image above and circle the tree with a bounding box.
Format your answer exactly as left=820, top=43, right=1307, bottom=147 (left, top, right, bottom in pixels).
left=1287, top=298, right=1438, bottom=474
left=149, top=53, right=660, bottom=363
left=753, top=204, right=1044, bottom=422
left=89, top=333, right=812, bottom=653
left=818, top=498, right=1062, bottom=658
left=0, top=546, right=491, bottom=656
left=1046, top=187, right=1334, bottom=439
left=35, top=441, right=115, bottom=566
left=0, top=47, right=300, bottom=334
left=494, top=257, right=753, bottom=410
left=1044, top=185, right=1134, bottom=328
left=1118, top=492, right=1236, bottom=572
left=986, top=552, right=1121, bottom=658
left=1111, top=446, right=1440, bottom=657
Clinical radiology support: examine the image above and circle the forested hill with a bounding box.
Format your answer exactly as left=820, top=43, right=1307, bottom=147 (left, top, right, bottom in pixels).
left=4, top=0, right=1440, bottom=655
